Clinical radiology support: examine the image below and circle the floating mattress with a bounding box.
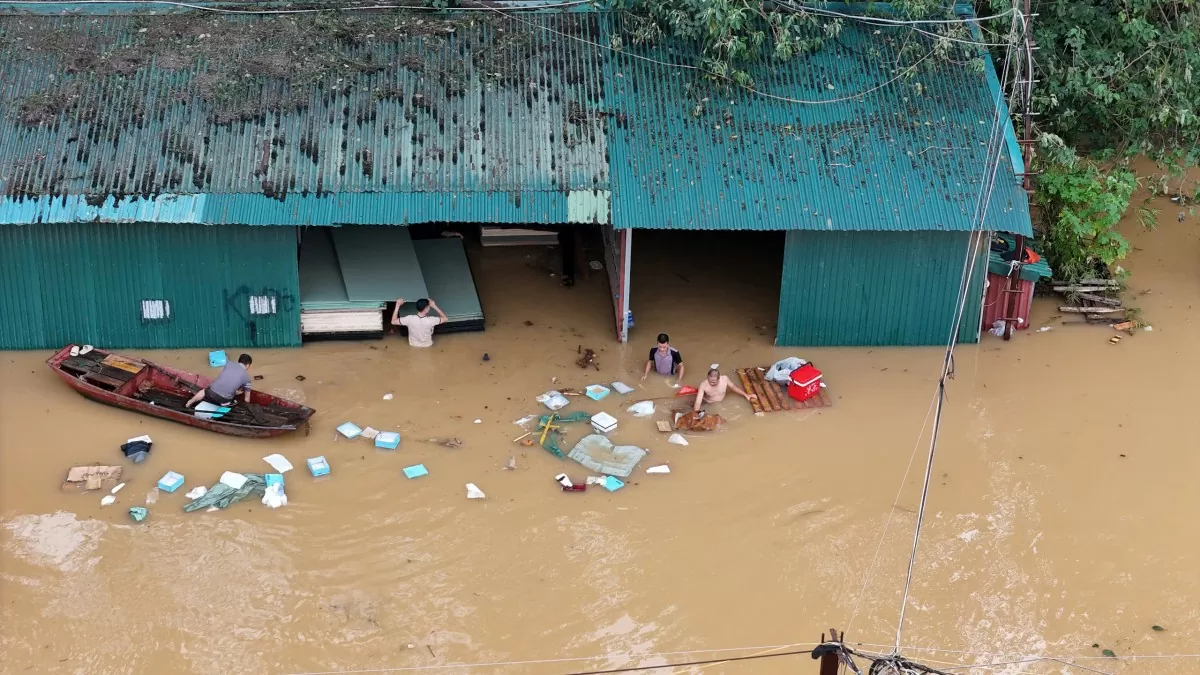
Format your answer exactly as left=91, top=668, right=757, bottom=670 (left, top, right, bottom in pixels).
left=412, top=238, right=484, bottom=332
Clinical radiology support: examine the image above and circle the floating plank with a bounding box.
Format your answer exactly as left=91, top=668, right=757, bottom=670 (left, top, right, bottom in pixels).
left=1059, top=306, right=1124, bottom=314
left=331, top=226, right=428, bottom=303
left=735, top=369, right=764, bottom=414
left=749, top=367, right=782, bottom=412
left=736, top=365, right=832, bottom=413
left=101, top=353, right=145, bottom=375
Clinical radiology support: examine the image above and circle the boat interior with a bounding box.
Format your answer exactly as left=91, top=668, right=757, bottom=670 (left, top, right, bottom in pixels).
left=56, top=349, right=311, bottom=428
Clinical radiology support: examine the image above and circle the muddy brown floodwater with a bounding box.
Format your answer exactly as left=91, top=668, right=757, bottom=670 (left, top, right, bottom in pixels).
left=4, top=191, right=1200, bottom=675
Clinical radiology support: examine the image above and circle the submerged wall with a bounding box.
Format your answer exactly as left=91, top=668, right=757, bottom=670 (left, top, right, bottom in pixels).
left=776, top=230, right=987, bottom=347
left=0, top=223, right=300, bottom=350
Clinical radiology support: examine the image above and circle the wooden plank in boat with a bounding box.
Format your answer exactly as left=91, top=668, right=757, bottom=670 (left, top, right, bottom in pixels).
left=101, top=354, right=146, bottom=375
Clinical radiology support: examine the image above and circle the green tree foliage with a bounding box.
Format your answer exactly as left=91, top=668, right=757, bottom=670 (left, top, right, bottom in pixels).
left=1033, top=137, right=1139, bottom=281
left=608, top=0, right=996, bottom=88
left=1032, top=0, right=1200, bottom=158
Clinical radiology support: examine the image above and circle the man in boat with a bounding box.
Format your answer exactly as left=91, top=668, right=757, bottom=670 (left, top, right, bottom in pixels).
left=391, top=297, right=448, bottom=348
left=185, top=353, right=253, bottom=409
left=641, top=333, right=685, bottom=384
left=692, top=368, right=756, bottom=413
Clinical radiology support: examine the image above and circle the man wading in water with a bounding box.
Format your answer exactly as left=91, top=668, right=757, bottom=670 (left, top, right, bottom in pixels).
left=641, top=333, right=685, bottom=384
left=692, top=368, right=756, bottom=413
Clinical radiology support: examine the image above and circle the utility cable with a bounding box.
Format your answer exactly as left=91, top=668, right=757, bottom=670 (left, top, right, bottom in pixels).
left=560, top=648, right=815, bottom=675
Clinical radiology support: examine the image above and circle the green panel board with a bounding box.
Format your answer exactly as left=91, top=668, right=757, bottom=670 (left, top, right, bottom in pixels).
left=412, top=238, right=484, bottom=322
left=331, top=226, right=428, bottom=303
left=0, top=223, right=300, bottom=350
left=776, top=231, right=986, bottom=347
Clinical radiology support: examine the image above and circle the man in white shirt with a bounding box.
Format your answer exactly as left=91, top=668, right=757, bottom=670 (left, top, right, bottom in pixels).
left=390, top=297, right=448, bottom=348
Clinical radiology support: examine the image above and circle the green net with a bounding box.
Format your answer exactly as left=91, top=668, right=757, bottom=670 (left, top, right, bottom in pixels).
left=184, top=473, right=266, bottom=512
left=536, top=412, right=591, bottom=458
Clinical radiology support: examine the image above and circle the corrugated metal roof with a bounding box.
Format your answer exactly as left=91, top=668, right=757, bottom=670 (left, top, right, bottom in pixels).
left=601, top=12, right=1032, bottom=235
left=0, top=11, right=609, bottom=224
left=776, top=230, right=987, bottom=347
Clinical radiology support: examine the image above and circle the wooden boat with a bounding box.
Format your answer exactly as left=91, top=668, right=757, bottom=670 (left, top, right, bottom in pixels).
left=47, top=345, right=315, bottom=438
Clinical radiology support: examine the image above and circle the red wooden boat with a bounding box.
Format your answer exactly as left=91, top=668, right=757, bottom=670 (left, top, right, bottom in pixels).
left=47, top=345, right=315, bottom=438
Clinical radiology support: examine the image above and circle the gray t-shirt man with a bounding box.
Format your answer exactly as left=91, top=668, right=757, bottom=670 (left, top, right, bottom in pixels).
left=209, top=362, right=251, bottom=400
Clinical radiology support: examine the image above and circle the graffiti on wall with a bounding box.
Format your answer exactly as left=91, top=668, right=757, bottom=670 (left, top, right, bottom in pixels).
left=223, top=285, right=296, bottom=343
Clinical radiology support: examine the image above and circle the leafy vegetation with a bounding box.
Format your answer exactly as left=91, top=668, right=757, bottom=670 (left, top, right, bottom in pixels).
left=1032, top=136, right=1139, bottom=282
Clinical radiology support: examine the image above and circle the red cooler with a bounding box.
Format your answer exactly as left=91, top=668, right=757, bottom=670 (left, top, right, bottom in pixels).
left=787, top=364, right=823, bottom=402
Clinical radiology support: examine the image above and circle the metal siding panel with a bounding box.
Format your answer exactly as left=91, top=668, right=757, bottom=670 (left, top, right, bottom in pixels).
left=0, top=226, right=48, bottom=348
left=601, top=12, right=1032, bottom=236
left=0, top=13, right=609, bottom=226
left=777, top=230, right=985, bottom=347
left=0, top=223, right=299, bottom=349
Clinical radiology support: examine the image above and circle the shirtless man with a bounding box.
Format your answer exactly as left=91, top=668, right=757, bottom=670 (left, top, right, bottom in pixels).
left=693, top=368, right=756, bottom=412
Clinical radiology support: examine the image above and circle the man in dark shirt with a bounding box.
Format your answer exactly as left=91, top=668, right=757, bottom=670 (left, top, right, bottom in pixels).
left=186, top=353, right=253, bottom=408
left=641, top=333, right=685, bottom=384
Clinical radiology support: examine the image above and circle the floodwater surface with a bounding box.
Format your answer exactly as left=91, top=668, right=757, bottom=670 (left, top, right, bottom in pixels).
left=3, top=201, right=1200, bottom=675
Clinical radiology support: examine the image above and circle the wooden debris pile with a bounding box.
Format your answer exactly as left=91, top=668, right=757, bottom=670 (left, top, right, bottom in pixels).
left=1053, top=278, right=1129, bottom=325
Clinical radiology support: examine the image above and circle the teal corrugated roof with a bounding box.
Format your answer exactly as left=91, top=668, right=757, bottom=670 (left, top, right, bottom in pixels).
left=0, top=11, right=610, bottom=224
left=601, top=11, right=1032, bottom=235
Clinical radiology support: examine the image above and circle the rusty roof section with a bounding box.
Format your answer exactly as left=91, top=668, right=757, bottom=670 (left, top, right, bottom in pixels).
left=601, top=12, right=1032, bottom=235
left=0, top=10, right=610, bottom=221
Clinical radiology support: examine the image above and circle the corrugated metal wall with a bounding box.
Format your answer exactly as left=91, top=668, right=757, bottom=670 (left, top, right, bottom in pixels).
left=0, top=223, right=300, bottom=350
left=776, top=231, right=986, bottom=347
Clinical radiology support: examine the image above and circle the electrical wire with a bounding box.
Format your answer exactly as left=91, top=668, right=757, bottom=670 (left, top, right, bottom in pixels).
left=9, top=0, right=596, bottom=13
left=485, top=5, right=937, bottom=105
left=559, top=648, right=815, bottom=675
left=282, top=643, right=823, bottom=675
left=890, top=1, right=1023, bottom=653
left=785, top=3, right=1018, bottom=26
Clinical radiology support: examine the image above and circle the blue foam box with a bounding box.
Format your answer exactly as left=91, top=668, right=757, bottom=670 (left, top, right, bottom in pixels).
left=208, top=350, right=227, bottom=368
left=307, top=456, right=330, bottom=477
left=403, top=464, right=429, bottom=479
left=265, top=473, right=285, bottom=489
left=336, top=422, right=362, bottom=439
left=375, top=432, right=400, bottom=450
left=157, top=471, right=184, bottom=493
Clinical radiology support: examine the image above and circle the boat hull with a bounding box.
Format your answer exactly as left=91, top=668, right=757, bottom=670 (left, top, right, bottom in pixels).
left=47, top=346, right=315, bottom=439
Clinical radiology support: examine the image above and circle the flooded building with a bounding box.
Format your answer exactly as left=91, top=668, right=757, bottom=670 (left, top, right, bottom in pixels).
left=0, top=6, right=1030, bottom=350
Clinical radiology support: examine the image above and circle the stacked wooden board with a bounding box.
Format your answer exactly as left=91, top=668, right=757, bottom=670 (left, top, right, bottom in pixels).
left=298, top=229, right=387, bottom=337
left=300, top=227, right=485, bottom=339
left=735, top=366, right=832, bottom=413
left=412, top=238, right=485, bottom=332
left=480, top=226, right=558, bottom=247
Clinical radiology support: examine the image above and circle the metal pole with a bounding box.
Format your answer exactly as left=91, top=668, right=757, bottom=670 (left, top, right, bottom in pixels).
left=817, top=630, right=841, bottom=675
left=1003, top=234, right=1025, bottom=340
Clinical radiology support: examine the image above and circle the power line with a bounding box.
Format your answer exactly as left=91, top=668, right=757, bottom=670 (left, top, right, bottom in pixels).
left=560, top=648, right=815, bottom=675
left=889, top=0, right=1024, bottom=653
left=6, top=0, right=595, bottom=13
left=282, top=643, right=824, bottom=675
left=486, top=5, right=939, bottom=105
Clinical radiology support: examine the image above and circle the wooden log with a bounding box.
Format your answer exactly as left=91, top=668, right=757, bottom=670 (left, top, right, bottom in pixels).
left=1054, top=278, right=1119, bottom=287
left=746, top=371, right=774, bottom=412
left=769, top=378, right=792, bottom=410
left=1075, top=292, right=1122, bottom=306
left=1058, top=306, right=1124, bottom=314
left=751, top=368, right=782, bottom=412
left=1087, top=313, right=1127, bottom=320
left=736, top=369, right=764, bottom=414
left=1053, top=286, right=1113, bottom=293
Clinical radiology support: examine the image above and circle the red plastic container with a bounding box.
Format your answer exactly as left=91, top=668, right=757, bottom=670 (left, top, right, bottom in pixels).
left=787, top=364, right=823, bottom=402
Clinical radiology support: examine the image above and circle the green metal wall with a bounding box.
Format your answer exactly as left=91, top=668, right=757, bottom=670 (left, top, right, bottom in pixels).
left=776, top=231, right=987, bottom=347
left=0, top=223, right=300, bottom=350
